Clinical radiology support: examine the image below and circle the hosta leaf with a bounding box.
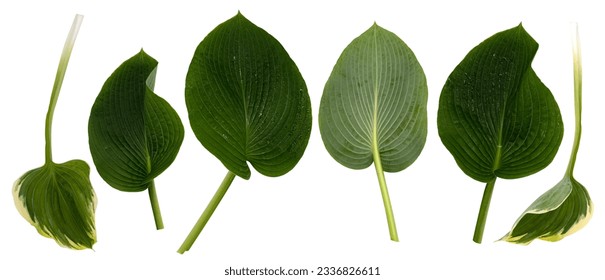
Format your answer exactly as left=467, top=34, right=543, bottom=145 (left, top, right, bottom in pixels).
left=185, top=12, right=311, bottom=180
left=438, top=24, right=563, bottom=182
left=319, top=23, right=428, bottom=241
left=502, top=24, right=593, bottom=244
left=179, top=12, right=311, bottom=253
left=437, top=24, right=563, bottom=243
left=501, top=177, right=592, bottom=244
left=14, top=161, right=96, bottom=249
left=89, top=50, right=184, bottom=229
left=13, top=14, right=96, bottom=250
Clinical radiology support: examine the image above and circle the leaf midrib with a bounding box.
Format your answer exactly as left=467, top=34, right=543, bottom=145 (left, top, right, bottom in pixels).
left=493, top=100, right=506, bottom=172
left=492, top=28, right=525, bottom=174
left=144, top=70, right=156, bottom=175
left=371, top=25, right=380, bottom=159
left=237, top=36, right=250, bottom=157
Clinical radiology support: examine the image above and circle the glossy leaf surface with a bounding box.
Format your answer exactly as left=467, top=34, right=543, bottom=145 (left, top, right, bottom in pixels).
left=89, top=50, right=184, bottom=192
left=178, top=12, right=311, bottom=253
left=437, top=24, right=564, bottom=243
left=185, top=12, right=312, bottom=180
left=438, top=24, right=563, bottom=182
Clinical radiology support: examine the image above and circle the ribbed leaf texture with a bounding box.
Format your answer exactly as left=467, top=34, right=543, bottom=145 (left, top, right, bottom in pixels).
left=185, top=12, right=312, bottom=179
left=319, top=23, right=427, bottom=172
left=89, top=50, right=184, bottom=192
left=502, top=25, right=592, bottom=244
left=14, top=161, right=96, bottom=249
left=318, top=23, right=427, bottom=241
left=502, top=177, right=592, bottom=244
left=438, top=24, right=563, bottom=183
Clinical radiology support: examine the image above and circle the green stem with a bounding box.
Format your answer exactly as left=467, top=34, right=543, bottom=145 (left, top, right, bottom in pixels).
left=473, top=179, right=496, bottom=243
left=566, top=24, right=582, bottom=178
left=372, top=151, right=399, bottom=242
left=44, top=14, right=84, bottom=164
left=148, top=181, right=164, bottom=230
left=370, top=27, right=397, bottom=242
left=178, top=171, right=236, bottom=254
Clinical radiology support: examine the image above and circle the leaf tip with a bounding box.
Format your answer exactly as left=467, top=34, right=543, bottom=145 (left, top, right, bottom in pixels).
left=371, top=21, right=383, bottom=30
left=235, top=10, right=246, bottom=20
left=231, top=10, right=253, bottom=26
left=513, top=22, right=532, bottom=38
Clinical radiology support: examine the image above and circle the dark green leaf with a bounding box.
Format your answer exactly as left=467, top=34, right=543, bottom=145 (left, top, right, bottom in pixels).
left=438, top=24, right=563, bottom=182
left=89, top=50, right=184, bottom=229
left=185, top=12, right=312, bottom=179
left=437, top=24, right=564, bottom=243
left=502, top=25, right=592, bottom=244
left=178, top=12, right=311, bottom=253
left=89, top=50, right=184, bottom=192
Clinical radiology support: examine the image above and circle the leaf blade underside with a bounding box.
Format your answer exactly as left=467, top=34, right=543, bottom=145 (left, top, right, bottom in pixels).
left=318, top=23, right=427, bottom=241
left=14, top=161, right=97, bottom=250
left=319, top=23, right=428, bottom=173
left=501, top=177, right=592, bottom=244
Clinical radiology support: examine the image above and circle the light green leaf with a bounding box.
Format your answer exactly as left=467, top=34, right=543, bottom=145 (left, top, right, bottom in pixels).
left=319, top=23, right=428, bottom=241
left=179, top=12, right=311, bottom=253
left=13, top=14, right=96, bottom=250
left=502, top=24, right=593, bottom=244
left=89, top=50, right=184, bottom=229
left=437, top=24, right=563, bottom=243
left=14, top=161, right=97, bottom=250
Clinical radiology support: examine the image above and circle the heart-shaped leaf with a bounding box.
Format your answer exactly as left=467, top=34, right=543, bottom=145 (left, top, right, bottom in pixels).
left=319, top=23, right=428, bottom=241
left=13, top=14, right=96, bottom=250
left=437, top=24, right=564, bottom=243
left=502, top=24, right=593, bottom=244
left=185, top=12, right=311, bottom=180
left=89, top=50, right=184, bottom=229
left=179, top=12, right=312, bottom=253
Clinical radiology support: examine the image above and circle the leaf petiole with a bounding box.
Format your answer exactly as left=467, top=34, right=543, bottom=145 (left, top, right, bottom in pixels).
left=372, top=151, right=399, bottom=242
left=45, top=14, right=83, bottom=164
left=178, top=171, right=236, bottom=254
left=148, top=181, right=164, bottom=229
left=473, top=178, right=496, bottom=243
left=566, top=24, right=582, bottom=178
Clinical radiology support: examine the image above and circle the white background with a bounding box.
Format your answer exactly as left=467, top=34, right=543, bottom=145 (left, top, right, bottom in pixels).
left=1, top=0, right=603, bottom=279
